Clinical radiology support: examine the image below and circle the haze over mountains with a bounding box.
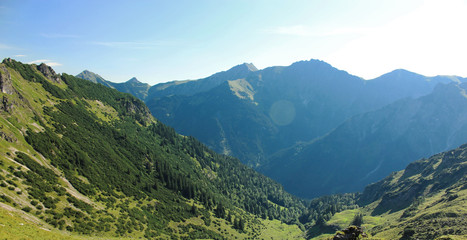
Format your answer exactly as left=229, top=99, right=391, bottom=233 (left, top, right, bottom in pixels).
left=77, top=59, right=467, bottom=198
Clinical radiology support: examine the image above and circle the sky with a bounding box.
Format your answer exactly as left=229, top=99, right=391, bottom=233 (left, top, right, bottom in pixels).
left=1, top=0, right=467, bottom=85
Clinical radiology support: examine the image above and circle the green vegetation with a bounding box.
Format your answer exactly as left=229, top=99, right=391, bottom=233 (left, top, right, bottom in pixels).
left=308, top=144, right=467, bottom=239
left=0, top=59, right=308, bottom=238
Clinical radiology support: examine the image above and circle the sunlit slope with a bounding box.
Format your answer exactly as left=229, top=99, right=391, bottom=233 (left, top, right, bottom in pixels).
left=0, top=58, right=306, bottom=239
left=310, top=143, right=467, bottom=239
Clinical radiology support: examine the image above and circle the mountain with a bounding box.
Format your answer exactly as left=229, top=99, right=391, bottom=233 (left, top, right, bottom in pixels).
left=145, top=59, right=456, bottom=171
left=309, top=143, right=467, bottom=239
left=0, top=59, right=309, bottom=239
left=147, top=62, right=258, bottom=99
left=75, top=69, right=114, bottom=88
left=112, top=77, right=151, bottom=100
left=76, top=71, right=150, bottom=100
left=76, top=60, right=464, bottom=201
left=265, top=81, right=467, bottom=198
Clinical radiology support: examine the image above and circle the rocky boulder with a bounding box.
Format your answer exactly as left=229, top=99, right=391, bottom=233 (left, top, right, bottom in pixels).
left=333, top=226, right=367, bottom=240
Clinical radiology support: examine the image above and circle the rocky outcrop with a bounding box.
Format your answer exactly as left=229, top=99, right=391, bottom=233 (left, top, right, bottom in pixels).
left=121, top=98, right=153, bottom=126
left=0, top=65, right=15, bottom=95
left=37, top=63, right=61, bottom=83
left=333, top=226, right=367, bottom=240
left=1, top=96, right=14, bottom=112
left=0, top=130, right=17, bottom=142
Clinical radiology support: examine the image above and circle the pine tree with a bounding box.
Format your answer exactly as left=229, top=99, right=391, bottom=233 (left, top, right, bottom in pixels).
left=351, top=213, right=363, bottom=226
left=215, top=202, right=226, bottom=218
left=190, top=202, right=197, bottom=215
left=239, top=217, right=245, bottom=231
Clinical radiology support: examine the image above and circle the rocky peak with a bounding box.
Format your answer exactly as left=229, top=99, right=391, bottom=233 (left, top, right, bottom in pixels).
left=227, top=63, right=258, bottom=74
left=127, top=77, right=141, bottom=84
left=0, top=65, right=15, bottom=95
left=2, top=58, right=13, bottom=64
left=37, top=63, right=61, bottom=83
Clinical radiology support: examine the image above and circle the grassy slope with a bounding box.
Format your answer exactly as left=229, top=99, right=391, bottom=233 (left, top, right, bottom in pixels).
left=312, top=145, right=467, bottom=240
left=0, top=60, right=305, bottom=239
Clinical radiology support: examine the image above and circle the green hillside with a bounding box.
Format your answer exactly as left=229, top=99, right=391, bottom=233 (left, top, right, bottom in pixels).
left=0, top=59, right=307, bottom=239
left=309, top=144, right=467, bottom=239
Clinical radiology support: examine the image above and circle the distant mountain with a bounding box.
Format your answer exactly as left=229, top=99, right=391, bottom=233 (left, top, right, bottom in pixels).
left=264, top=82, right=467, bottom=198
left=147, top=62, right=258, bottom=99
left=76, top=60, right=464, bottom=200
left=360, top=69, right=454, bottom=110
left=75, top=70, right=114, bottom=88
left=76, top=71, right=150, bottom=100
left=146, top=60, right=455, bottom=170
left=112, top=77, right=150, bottom=100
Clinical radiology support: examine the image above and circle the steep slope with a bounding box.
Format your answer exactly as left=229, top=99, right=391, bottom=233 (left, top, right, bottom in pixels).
left=307, top=144, right=467, bottom=240
left=147, top=81, right=278, bottom=166
left=0, top=59, right=307, bottom=239
left=360, top=144, right=467, bottom=239
left=265, top=82, right=467, bottom=198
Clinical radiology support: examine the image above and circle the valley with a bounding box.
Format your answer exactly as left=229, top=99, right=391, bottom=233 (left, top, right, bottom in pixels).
left=0, top=59, right=466, bottom=239
left=78, top=59, right=467, bottom=199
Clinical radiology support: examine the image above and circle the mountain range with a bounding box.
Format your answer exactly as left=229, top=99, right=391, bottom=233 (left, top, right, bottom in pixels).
left=0, top=58, right=465, bottom=239
left=77, top=59, right=467, bottom=198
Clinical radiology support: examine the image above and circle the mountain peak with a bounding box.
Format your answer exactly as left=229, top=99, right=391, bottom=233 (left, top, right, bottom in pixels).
left=376, top=69, right=424, bottom=80
left=242, top=63, right=258, bottom=72
left=226, top=63, right=258, bottom=74
left=76, top=70, right=106, bottom=83
left=127, top=77, right=141, bottom=84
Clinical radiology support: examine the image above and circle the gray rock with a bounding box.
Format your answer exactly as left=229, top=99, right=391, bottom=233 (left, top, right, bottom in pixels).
left=0, top=65, right=15, bottom=95
left=37, top=63, right=61, bottom=83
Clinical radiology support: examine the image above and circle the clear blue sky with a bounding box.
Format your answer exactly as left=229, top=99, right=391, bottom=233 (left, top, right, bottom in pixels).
left=1, top=0, right=467, bottom=84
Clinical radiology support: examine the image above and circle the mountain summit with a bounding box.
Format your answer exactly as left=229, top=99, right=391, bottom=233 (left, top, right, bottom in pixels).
left=225, top=62, right=258, bottom=74
left=76, top=70, right=114, bottom=88
left=127, top=77, right=141, bottom=83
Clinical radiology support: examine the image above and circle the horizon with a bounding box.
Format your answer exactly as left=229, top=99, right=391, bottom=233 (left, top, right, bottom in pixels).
left=1, top=0, right=467, bottom=84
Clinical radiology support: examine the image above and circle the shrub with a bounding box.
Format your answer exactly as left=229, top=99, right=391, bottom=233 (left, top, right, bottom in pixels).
left=22, top=206, right=32, bottom=212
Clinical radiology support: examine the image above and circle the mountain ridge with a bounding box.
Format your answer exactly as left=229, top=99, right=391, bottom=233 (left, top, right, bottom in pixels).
left=0, top=59, right=309, bottom=239
left=264, top=81, right=467, bottom=198
left=76, top=59, right=465, bottom=199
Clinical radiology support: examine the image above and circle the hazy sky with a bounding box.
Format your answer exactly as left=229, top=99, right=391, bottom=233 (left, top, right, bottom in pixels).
left=1, top=0, right=466, bottom=84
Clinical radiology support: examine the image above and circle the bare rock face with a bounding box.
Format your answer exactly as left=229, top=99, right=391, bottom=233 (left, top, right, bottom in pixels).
left=1, top=96, right=14, bottom=113
left=121, top=98, right=153, bottom=126
left=37, top=63, right=61, bottom=83
left=0, top=65, right=15, bottom=95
